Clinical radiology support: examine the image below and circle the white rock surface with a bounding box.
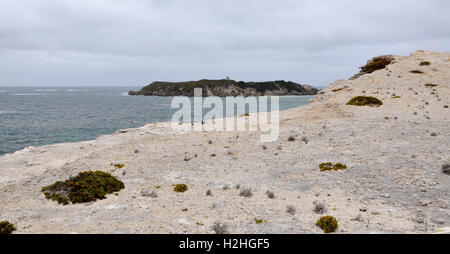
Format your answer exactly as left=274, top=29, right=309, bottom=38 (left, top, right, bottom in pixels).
left=0, top=50, right=449, bottom=234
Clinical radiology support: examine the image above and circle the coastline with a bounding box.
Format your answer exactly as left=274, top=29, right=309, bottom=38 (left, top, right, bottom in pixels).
left=0, top=50, right=449, bottom=234
left=0, top=93, right=313, bottom=156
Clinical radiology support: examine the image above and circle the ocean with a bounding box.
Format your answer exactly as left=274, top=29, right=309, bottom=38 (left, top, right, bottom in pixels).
left=0, top=87, right=313, bottom=155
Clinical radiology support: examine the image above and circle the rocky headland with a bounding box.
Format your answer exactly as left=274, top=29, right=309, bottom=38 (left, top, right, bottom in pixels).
left=0, top=50, right=449, bottom=234
left=128, top=79, right=318, bottom=96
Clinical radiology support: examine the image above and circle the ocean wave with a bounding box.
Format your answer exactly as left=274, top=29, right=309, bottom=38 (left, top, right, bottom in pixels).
left=0, top=90, right=6, bottom=93
left=33, top=89, right=59, bottom=92
left=66, top=89, right=89, bottom=92
left=120, top=92, right=129, bottom=96
left=0, top=110, right=18, bottom=115
left=11, top=93, right=44, bottom=96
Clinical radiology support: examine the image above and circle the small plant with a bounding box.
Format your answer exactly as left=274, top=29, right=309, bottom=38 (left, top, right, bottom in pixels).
left=239, top=188, right=253, bottom=198
left=332, top=87, right=344, bottom=92
left=419, top=61, right=431, bottom=66
left=316, top=216, right=338, bottom=233
left=141, top=190, right=158, bottom=198
left=174, top=184, right=188, bottom=193
left=313, top=202, right=327, bottom=214
left=288, top=136, right=296, bottom=142
left=286, top=205, right=296, bottom=215
left=206, top=189, right=212, bottom=196
left=254, top=218, right=266, bottom=224
left=0, top=221, right=16, bottom=234
left=444, top=105, right=449, bottom=109
left=319, top=162, right=347, bottom=171
left=42, top=171, right=125, bottom=204
left=442, top=164, right=450, bottom=175
left=347, top=96, right=383, bottom=107
left=410, top=70, right=423, bottom=74
left=425, top=84, right=438, bottom=87
left=212, top=221, right=228, bottom=234
left=266, top=190, right=275, bottom=199
left=113, top=163, right=125, bottom=169
left=301, top=136, right=309, bottom=144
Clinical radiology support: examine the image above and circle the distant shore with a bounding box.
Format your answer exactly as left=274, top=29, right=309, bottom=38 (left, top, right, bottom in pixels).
left=129, top=79, right=319, bottom=96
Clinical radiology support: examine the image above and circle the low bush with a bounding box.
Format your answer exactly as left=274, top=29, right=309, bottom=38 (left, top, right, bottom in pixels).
left=319, top=162, right=347, bottom=171
left=0, top=221, right=16, bottom=234
left=174, top=184, right=188, bottom=193
left=239, top=188, right=253, bottom=198
left=347, top=96, right=383, bottom=107
left=425, top=84, right=438, bottom=87
left=410, top=70, right=423, bottom=74
left=419, top=61, right=431, bottom=66
left=442, top=164, right=450, bottom=175
left=266, top=190, right=275, bottom=199
left=316, top=216, right=338, bottom=233
left=113, top=163, right=125, bottom=169
left=212, top=221, right=228, bottom=234
left=41, top=170, right=125, bottom=205
left=286, top=205, right=296, bottom=215
left=314, top=202, right=327, bottom=214
left=253, top=218, right=264, bottom=224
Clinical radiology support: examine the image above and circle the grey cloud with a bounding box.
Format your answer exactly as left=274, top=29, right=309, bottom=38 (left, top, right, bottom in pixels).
left=0, top=0, right=449, bottom=87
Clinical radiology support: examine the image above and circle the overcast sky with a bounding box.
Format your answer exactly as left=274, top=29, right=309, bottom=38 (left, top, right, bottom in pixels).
left=0, top=0, right=449, bottom=88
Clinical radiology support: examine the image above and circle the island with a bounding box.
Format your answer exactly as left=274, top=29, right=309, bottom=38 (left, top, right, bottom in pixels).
left=128, top=79, right=319, bottom=96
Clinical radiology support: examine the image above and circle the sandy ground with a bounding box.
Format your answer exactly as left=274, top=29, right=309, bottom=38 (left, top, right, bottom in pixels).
left=0, top=50, right=449, bottom=234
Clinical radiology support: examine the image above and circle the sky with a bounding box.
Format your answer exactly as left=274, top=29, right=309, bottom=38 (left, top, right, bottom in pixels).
left=0, top=0, right=449, bottom=88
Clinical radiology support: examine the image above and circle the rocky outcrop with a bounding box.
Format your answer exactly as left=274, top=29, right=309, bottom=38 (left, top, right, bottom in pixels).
left=129, top=79, right=318, bottom=96
left=350, top=55, right=395, bottom=80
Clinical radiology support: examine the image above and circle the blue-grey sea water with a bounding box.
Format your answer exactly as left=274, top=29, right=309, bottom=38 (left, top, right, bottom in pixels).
left=0, top=87, right=313, bottom=155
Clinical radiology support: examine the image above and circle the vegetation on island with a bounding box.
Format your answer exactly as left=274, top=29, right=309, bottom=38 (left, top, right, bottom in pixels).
left=128, top=79, right=318, bottom=96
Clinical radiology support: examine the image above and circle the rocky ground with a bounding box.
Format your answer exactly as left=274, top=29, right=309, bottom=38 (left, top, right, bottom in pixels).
left=0, top=50, right=448, bottom=234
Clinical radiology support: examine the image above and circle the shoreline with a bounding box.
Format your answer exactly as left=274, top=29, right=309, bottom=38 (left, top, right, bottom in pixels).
left=0, top=50, right=449, bottom=234
left=0, top=95, right=314, bottom=157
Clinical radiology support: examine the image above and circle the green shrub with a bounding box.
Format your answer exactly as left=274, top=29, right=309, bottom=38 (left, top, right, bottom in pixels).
left=347, top=96, right=383, bottom=107
left=419, top=61, right=431, bottom=66
left=332, top=87, right=344, bottom=92
left=316, top=216, right=338, bottom=233
left=174, top=184, right=188, bottom=193
left=424, top=84, right=438, bottom=87
left=319, top=162, right=347, bottom=171
left=0, top=221, right=16, bottom=234
left=254, top=218, right=266, bottom=224
left=410, top=70, right=423, bottom=74
left=113, top=163, right=125, bottom=169
left=42, top=171, right=125, bottom=205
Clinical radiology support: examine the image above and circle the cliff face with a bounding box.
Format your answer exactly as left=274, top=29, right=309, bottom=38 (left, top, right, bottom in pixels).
left=128, top=79, right=318, bottom=96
